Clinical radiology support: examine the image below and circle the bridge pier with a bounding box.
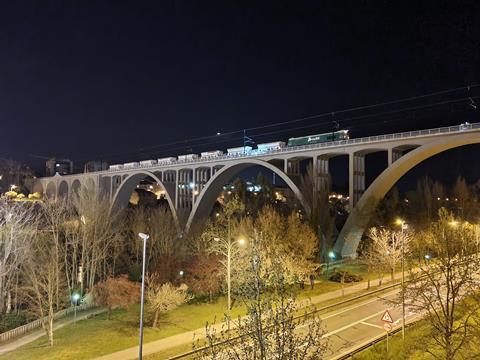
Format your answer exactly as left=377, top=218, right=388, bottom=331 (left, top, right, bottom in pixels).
left=349, top=153, right=365, bottom=209
left=388, top=147, right=403, bottom=166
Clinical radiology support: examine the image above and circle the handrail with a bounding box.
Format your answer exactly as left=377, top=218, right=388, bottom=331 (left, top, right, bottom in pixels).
left=38, top=122, right=480, bottom=180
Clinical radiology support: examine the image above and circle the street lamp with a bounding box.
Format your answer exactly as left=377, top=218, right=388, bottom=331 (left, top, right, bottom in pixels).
left=137, top=232, right=149, bottom=360
left=71, top=292, right=81, bottom=325
left=214, top=236, right=246, bottom=312
left=395, top=218, right=408, bottom=341
left=326, top=251, right=335, bottom=277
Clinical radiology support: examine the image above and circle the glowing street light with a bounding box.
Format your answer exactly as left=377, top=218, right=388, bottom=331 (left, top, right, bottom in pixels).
left=326, top=251, right=335, bottom=278
left=71, top=292, right=81, bottom=324
left=449, top=220, right=459, bottom=227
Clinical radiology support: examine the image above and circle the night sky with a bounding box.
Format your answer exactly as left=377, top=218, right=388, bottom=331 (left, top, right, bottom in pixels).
left=1, top=1, right=479, bottom=187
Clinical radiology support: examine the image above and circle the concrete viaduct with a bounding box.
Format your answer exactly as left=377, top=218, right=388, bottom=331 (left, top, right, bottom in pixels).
left=33, top=123, right=480, bottom=257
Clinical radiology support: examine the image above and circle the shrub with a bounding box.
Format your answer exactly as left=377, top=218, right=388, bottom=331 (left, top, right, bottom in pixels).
left=329, top=271, right=363, bottom=283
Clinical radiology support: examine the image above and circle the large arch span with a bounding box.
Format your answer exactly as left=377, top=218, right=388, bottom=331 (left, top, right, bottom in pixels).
left=186, top=159, right=308, bottom=231
left=336, top=132, right=480, bottom=257
left=111, top=171, right=180, bottom=231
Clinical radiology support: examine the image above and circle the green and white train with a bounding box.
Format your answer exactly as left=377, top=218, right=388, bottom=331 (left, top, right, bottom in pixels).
left=287, top=130, right=349, bottom=147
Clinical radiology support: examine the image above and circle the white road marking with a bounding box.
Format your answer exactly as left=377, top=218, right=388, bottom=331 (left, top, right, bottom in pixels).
left=321, top=310, right=386, bottom=338
left=360, top=321, right=383, bottom=329
left=319, top=289, right=399, bottom=321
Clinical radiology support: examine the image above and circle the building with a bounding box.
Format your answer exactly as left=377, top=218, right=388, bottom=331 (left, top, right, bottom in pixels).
left=0, top=158, right=36, bottom=195
left=84, top=160, right=109, bottom=173
left=46, top=158, right=73, bottom=176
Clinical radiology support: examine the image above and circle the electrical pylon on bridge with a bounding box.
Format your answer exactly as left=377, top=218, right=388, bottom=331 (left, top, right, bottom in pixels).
left=33, top=123, right=480, bottom=257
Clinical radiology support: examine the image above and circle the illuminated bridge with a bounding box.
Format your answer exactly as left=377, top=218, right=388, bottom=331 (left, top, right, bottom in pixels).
left=33, top=122, right=480, bottom=257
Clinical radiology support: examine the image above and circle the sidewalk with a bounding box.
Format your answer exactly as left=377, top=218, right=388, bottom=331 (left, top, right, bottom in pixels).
left=0, top=307, right=107, bottom=356
left=94, top=272, right=403, bottom=360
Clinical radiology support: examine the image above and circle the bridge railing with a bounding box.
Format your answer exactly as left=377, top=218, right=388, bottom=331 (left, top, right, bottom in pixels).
left=40, top=122, right=479, bottom=178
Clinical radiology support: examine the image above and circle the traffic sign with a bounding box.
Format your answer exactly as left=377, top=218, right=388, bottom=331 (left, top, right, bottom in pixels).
left=383, top=323, right=392, bottom=331
left=381, top=310, right=394, bottom=323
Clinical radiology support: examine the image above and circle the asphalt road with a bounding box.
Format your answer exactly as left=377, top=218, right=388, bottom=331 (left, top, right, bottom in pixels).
left=315, top=288, right=415, bottom=359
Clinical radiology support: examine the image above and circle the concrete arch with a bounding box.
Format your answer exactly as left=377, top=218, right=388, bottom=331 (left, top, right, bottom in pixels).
left=186, top=158, right=308, bottom=231
left=32, top=181, right=44, bottom=195
left=84, top=177, right=96, bottom=190
left=58, top=181, right=69, bottom=199
left=45, top=182, right=56, bottom=199
left=71, top=179, right=81, bottom=195
left=336, top=132, right=480, bottom=257
left=111, top=171, right=180, bottom=231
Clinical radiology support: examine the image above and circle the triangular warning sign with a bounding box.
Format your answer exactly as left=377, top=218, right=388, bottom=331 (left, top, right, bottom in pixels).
left=381, top=310, right=394, bottom=323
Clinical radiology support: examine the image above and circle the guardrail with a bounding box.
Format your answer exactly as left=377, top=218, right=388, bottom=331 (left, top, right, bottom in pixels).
left=38, top=122, right=480, bottom=180
left=0, top=303, right=95, bottom=343
left=166, top=281, right=402, bottom=360
left=333, top=315, right=422, bottom=359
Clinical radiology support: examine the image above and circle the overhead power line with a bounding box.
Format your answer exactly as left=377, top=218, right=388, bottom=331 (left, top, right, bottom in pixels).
left=71, top=85, right=480, bottom=162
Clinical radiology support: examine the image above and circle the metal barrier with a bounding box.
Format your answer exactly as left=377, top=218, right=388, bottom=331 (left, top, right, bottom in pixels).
left=166, top=281, right=402, bottom=360
left=0, top=303, right=95, bottom=343
left=37, top=122, right=480, bottom=179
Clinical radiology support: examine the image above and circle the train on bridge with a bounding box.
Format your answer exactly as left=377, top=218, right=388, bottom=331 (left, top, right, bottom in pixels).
left=108, top=129, right=350, bottom=170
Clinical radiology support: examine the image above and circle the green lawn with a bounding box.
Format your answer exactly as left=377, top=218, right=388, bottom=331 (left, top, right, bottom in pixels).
left=0, top=261, right=385, bottom=360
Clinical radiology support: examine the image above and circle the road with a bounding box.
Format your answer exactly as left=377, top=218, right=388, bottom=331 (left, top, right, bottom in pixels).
left=190, top=288, right=416, bottom=360
left=315, top=288, right=417, bottom=359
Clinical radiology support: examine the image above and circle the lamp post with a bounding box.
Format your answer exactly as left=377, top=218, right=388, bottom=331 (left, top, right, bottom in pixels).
left=327, top=251, right=335, bottom=278
left=395, top=218, right=408, bottom=341
left=137, top=232, right=149, bottom=360
left=72, top=293, right=80, bottom=325
left=214, top=236, right=246, bottom=312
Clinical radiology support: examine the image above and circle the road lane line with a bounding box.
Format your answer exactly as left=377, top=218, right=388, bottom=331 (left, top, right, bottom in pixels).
left=319, top=289, right=400, bottom=320
left=321, top=310, right=386, bottom=338
left=360, top=321, right=383, bottom=329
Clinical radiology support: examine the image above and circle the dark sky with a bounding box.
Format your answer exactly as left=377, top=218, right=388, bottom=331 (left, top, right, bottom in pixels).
left=1, top=1, right=480, bottom=183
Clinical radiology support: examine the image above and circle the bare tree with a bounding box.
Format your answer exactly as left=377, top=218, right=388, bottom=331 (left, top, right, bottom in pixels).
left=22, top=232, right=64, bottom=346
left=40, top=199, right=69, bottom=310
left=0, top=200, right=37, bottom=314
left=368, top=227, right=410, bottom=281
left=203, top=197, right=245, bottom=311
left=146, top=280, right=191, bottom=328
left=194, top=232, right=328, bottom=359
left=405, top=208, right=480, bottom=360
left=126, top=206, right=180, bottom=270
left=71, top=183, right=118, bottom=292
left=299, top=163, right=335, bottom=262
left=252, top=206, right=319, bottom=287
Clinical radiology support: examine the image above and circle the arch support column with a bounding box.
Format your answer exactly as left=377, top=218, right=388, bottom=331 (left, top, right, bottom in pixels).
left=336, top=132, right=480, bottom=257
left=349, top=153, right=365, bottom=209
left=388, top=148, right=403, bottom=166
